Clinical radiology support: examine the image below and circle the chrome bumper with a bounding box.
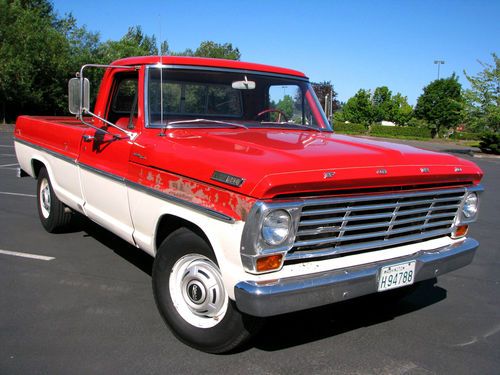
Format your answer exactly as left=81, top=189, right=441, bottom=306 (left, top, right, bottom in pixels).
left=234, top=238, right=478, bottom=317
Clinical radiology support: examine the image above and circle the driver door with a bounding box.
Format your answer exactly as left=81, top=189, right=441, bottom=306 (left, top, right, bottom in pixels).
left=78, top=73, right=138, bottom=243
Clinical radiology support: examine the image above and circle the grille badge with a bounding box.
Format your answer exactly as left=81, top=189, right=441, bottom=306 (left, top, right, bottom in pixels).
left=420, top=167, right=430, bottom=173
left=376, top=169, right=388, bottom=175
left=324, top=171, right=336, bottom=179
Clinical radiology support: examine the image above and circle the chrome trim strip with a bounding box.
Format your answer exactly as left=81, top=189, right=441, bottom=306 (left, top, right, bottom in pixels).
left=14, top=137, right=235, bottom=223
left=298, top=187, right=467, bottom=207
left=294, top=223, right=453, bottom=248
left=300, top=194, right=464, bottom=217
left=288, top=228, right=453, bottom=261
left=235, top=237, right=478, bottom=317
left=297, top=214, right=455, bottom=236
left=125, top=180, right=235, bottom=223
left=14, top=137, right=77, bottom=165
left=78, top=162, right=125, bottom=183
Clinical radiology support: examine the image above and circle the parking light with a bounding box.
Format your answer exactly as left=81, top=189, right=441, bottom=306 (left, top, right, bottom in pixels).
left=256, top=254, right=284, bottom=272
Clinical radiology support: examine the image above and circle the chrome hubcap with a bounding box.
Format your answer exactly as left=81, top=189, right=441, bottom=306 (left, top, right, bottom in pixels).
left=39, top=178, right=51, bottom=218
left=170, top=254, right=228, bottom=328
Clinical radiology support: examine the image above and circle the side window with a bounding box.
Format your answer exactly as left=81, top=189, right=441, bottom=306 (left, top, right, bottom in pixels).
left=109, top=76, right=138, bottom=128
left=112, top=78, right=138, bottom=114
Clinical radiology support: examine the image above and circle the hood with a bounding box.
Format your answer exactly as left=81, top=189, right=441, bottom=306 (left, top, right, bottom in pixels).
left=134, top=129, right=483, bottom=199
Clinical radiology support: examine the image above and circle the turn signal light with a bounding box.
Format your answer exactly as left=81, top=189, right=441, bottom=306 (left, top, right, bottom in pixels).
left=452, top=225, right=469, bottom=239
left=256, top=254, right=283, bottom=272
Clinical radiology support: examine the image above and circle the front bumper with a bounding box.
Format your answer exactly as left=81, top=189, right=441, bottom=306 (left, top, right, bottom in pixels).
left=234, top=237, right=478, bottom=317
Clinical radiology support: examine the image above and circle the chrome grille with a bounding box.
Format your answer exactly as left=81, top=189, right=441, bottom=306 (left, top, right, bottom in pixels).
left=287, top=188, right=465, bottom=261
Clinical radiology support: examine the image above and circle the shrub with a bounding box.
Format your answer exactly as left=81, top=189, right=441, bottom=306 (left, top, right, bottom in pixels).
left=369, top=125, right=432, bottom=138
left=449, top=132, right=482, bottom=141
left=406, top=118, right=429, bottom=128
left=479, top=132, right=500, bottom=154
left=333, top=122, right=367, bottom=134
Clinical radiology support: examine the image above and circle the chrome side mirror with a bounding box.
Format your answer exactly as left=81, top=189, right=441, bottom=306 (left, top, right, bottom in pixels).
left=68, top=77, right=90, bottom=115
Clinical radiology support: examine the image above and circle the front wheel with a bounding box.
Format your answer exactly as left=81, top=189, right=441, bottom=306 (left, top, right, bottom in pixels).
left=152, top=228, right=261, bottom=353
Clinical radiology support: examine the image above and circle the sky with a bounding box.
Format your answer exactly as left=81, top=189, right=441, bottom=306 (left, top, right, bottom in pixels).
left=51, top=0, right=499, bottom=105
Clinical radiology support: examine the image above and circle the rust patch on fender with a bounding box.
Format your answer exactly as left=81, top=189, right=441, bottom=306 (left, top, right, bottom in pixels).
left=130, top=164, right=256, bottom=221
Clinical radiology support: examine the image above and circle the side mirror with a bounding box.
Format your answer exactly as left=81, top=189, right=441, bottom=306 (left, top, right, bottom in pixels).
left=68, top=77, right=90, bottom=115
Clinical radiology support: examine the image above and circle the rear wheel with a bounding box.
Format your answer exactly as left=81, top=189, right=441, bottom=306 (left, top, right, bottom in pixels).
left=37, top=167, right=72, bottom=233
left=152, top=228, right=261, bottom=353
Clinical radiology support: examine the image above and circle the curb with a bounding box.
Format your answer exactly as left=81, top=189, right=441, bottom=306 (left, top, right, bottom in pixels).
left=472, top=153, right=500, bottom=160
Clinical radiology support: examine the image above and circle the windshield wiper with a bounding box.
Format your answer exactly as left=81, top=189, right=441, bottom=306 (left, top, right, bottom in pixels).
left=165, top=118, right=248, bottom=129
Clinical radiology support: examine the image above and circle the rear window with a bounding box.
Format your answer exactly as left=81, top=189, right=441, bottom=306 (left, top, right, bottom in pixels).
left=156, top=81, right=242, bottom=116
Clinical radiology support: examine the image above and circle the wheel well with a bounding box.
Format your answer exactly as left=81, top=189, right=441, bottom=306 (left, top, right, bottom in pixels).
left=155, top=215, right=212, bottom=253
left=31, top=159, right=45, bottom=178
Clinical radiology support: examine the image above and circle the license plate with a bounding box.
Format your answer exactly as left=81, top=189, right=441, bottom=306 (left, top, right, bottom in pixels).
left=378, top=261, right=416, bottom=292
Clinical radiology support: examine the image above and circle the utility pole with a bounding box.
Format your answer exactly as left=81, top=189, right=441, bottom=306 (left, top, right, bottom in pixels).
left=330, top=87, right=334, bottom=122
left=434, top=60, right=445, bottom=79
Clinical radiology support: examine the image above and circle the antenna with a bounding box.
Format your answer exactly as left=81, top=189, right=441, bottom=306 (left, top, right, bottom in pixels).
left=159, top=15, right=164, bottom=128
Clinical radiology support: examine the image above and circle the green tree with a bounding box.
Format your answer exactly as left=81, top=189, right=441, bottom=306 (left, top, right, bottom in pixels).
left=371, top=86, right=414, bottom=125
left=390, top=93, right=413, bottom=126
left=372, top=86, right=395, bottom=123
left=194, top=41, right=240, bottom=60
left=0, top=1, right=241, bottom=122
left=336, top=89, right=373, bottom=126
left=275, top=95, right=294, bottom=120
left=97, top=26, right=158, bottom=64
left=335, top=87, right=413, bottom=126
left=311, top=81, right=341, bottom=117
left=174, top=41, right=240, bottom=60
left=414, top=74, right=464, bottom=137
left=463, top=53, right=500, bottom=133
left=0, top=0, right=70, bottom=121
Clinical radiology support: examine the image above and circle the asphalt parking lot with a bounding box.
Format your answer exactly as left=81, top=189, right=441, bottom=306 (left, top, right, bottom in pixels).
left=1, top=128, right=499, bottom=375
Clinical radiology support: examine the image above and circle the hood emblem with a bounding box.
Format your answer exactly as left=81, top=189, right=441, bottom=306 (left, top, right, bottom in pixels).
left=211, top=171, right=245, bottom=187
left=455, top=167, right=462, bottom=172
left=324, top=171, right=336, bottom=179
left=376, top=169, right=388, bottom=175
left=420, top=167, right=430, bottom=173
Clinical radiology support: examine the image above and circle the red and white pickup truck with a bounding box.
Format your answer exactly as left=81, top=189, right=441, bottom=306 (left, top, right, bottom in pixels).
left=14, top=56, right=483, bottom=353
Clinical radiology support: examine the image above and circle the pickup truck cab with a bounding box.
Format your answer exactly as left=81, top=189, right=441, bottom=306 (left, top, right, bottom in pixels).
left=14, top=56, right=483, bottom=353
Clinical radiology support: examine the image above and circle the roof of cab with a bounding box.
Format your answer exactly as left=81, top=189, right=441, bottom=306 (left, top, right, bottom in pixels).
left=111, top=56, right=307, bottom=79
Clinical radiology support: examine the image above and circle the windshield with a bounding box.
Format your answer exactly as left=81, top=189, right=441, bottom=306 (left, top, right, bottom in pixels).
left=146, top=66, right=331, bottom=131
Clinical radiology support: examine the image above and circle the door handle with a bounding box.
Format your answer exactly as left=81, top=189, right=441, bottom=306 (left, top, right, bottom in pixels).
left=82, top=135, right=94, bottom=142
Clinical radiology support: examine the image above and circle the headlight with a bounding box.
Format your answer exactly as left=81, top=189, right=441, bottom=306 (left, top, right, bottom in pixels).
left=462, top=192, right=478, bottom=219
left=261, top=209, right=291, bottom=246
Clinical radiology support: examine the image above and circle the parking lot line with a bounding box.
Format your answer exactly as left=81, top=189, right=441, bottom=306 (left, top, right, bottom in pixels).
left=0, top=249, right=55, bottom=261
left=0, top=163, right=19, bottom=167
left=0, top=191, right=36, bottom=197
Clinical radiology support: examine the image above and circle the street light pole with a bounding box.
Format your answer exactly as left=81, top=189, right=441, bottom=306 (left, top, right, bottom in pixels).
left=434, top=60, right=445, bottom=79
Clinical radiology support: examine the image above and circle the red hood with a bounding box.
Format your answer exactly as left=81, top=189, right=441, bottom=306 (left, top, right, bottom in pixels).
left=134, top=129, right=483, bottom=199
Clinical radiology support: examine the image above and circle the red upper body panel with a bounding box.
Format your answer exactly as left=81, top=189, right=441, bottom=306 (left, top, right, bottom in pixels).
left=134, top=128, right=483, bottom=198
left=112, top=56, right=307, bottom=79
left=15, top=56, right=483, bottom=208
